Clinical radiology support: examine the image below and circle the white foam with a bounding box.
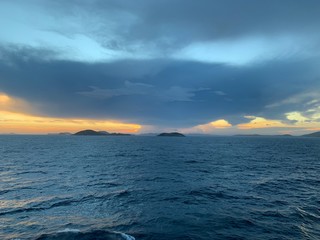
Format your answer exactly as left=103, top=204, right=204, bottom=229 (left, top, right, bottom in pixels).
left=120, top=233, right=136, bottom=240
left=57, top=228, right=81, bottom=233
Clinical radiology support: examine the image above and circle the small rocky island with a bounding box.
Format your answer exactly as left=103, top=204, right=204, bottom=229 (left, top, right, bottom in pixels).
left=302, top=131, right=320, bottom=137
left=157, top=132, right=185, bottom=137
left=74, top=129, right=131, bottom=136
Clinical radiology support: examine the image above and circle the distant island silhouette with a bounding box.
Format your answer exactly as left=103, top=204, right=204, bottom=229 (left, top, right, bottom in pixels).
left=232, top=131, right=320, bottom=138
left=74, top=130, right=131, bottom=136
left=12, top=130, right=320, bottom=137
left=302, top=131, right=320, bottom=137
left=157, top=132, right=185, bottom=137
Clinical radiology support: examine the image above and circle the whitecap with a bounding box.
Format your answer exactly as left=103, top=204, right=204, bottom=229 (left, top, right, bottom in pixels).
left=120, top=232, right=136, bottom=240
left=57, top=228, right=81, bottom=233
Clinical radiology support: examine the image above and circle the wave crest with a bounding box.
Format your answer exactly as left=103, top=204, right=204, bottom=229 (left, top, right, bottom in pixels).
left=36, top=229, right=135, bottom=240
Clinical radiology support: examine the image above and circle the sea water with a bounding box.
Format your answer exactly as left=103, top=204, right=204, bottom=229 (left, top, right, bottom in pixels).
left=0, top=135, right=320, bottom=239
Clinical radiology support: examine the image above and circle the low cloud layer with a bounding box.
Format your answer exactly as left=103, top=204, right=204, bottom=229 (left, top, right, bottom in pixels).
left=1, top=47, right=319, bottom=128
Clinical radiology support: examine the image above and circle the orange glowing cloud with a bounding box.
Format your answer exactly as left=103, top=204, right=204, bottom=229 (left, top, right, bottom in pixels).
left=182, top=119, right=232, bottom=133
left=0, top=93, right=141, bottom=134
left=237, top=113, right=320, bottom=131
left=209, top=119, right=232, bottom=128
left=237, top=116, right=286, bottom=129
left=306, top=128, right=320, bottom=131
left=0, top=92, right=33, bottom=113
left=0, top=94, right=10, bottom=103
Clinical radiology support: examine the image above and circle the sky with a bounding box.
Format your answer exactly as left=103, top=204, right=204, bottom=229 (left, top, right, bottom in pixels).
left=0, top=0, right=320, bottom=135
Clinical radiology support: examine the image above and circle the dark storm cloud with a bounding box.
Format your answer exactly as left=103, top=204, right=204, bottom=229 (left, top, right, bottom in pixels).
left=1, top=1, right=320, bottom=128
left=0, top=47, right=319, bottom=127
left=43, top=0, right=320, bottom=50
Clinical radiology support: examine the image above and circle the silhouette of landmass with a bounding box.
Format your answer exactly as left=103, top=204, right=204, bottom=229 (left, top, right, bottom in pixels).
left=158, top=132, right=185, bottom=137
left=108, top=133, right=132, bottom=136
left=74, top=129, right=131, bottom=136
left=47, top=132, right=71, bottom=135
left=36, top=130, right=320, bottom=137
left=301, top=131, right=320, bottom=137
left=98, top=131, right=109, bottom=135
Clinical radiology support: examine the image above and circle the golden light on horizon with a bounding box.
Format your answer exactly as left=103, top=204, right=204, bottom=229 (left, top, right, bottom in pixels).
left=237, top=114, right=320, bottom=131
left=1, top=92, right=320, bottom=134
left=0, top=110, right=141, bottom=134
left=0, top=92, right=33, bottom=113
left=181, top=119, right=232, bottom=133
left=305, top=127, right=320, bottom=132
left=0, top=93, right=141, bottom=134
left=237, top=116, right=286, bottom=129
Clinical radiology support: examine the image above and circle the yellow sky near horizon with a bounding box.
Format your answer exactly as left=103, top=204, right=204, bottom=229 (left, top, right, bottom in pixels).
left=1, top=92, right=319, bottom=134
left=238, top=115, right=320, bottom=130
left=0, top=93, right=141, bottom=134
left=0, top=110, right=141, bottom=134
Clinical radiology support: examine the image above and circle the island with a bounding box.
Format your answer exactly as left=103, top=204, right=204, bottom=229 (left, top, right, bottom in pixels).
left=47, top=132, right=72, bottom=135
left=301, top=131, right=320, bottom=137
left=157, top=132, right=185, bottom=137
left=74, top=129, right=131, bottom=136
left=59, top=132, right=72, bottom=135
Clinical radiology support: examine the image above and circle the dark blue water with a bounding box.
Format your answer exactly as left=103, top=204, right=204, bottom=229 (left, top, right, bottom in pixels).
left=1, top=136, right=320, bottom=240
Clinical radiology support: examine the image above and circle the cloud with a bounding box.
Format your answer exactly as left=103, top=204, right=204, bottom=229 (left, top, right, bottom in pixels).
left=210, top=119, right=232, bottom=128
left=194, top=119, right=232, bottom=132
left=1, top=0, right=320, bottom=64
left=179, top=119, right=232, bottom=135
left=237, top=113, right=320, bottom=132
left=78, top=82, right=208, bottom=103
left=0, top=93, right=141, bottom=134
left=0, top=1, right=320, bottom=132
left=285, top=112, right=310, bottom=123
left=237, top=116, right=286, bottom=129
left=160, top=86, right=208, bottom=102
left=213, top=91, right=226, bottom=96
left=0, top=92, right=33, bottom=114
left=0, top=110, right=141, bottom=134
left=78, top=81, right=153, bottom=99
left=0, top=46, right=320, bottom=129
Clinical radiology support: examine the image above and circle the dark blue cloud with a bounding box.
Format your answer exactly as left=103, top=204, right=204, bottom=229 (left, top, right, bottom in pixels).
left=44, top=0, right=320, bottom=50
left=1, top=1, right=320, bottom=129
left=0, top=47, right=319, bottom=127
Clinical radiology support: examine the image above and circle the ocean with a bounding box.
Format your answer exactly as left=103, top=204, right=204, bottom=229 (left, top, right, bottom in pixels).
left=0, top=135, right=320, bottom=240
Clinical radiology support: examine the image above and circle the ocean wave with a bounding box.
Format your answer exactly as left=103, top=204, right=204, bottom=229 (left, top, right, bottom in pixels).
left=187, top=187, right=237, bottom=200
left=0, top=190, right=131, bottom=217
left=35, top=229, right=135, bottom=240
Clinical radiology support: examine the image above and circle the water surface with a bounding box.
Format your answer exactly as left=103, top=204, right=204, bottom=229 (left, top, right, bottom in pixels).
left=1, top=136, right=320, bottom=239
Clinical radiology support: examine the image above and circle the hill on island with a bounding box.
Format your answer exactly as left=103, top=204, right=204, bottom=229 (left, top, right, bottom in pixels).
left=74, top=130, right=106, bottom=135
left=157, top=132, right=185, bottom=137
left=74, top=130, right=131, bottom=136
left=302, top=131, right=320, bottom=137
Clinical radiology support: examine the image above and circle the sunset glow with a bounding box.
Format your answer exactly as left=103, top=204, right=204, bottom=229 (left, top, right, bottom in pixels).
left=1, top=0, right=320, bottom=135
left=2, top=2, right=320, bottom=240
left=210, top=119, right=232, bottom=129
left=0, top=93, right=141, bottom=134
left=1, top=92, right=319, bottom=134
left=237, top=116, right=286, bottom=129
left=0, top=110, right=141, bottom=134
